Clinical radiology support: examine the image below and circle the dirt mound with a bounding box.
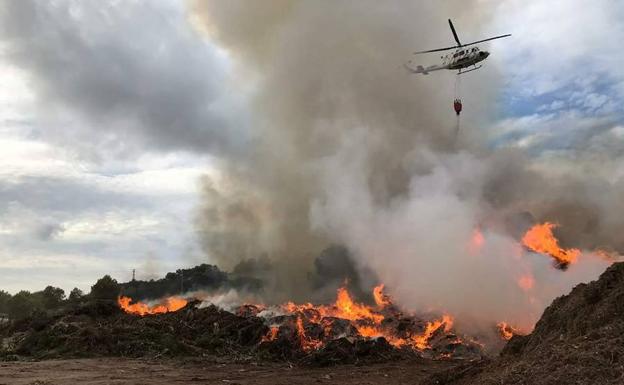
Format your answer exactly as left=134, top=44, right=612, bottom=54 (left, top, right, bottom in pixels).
left=424, top=262, right=624, bottom=385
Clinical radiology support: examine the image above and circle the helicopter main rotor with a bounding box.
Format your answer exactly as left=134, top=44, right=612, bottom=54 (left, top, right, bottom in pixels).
left=414, top=19, right=511, bottom=54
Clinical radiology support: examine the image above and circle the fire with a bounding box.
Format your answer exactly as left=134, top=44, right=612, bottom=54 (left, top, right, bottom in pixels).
left=118, top=286, right=469, bottom=356
left=522, top=222, right=580, bottom=267
left=333, top=287, right=385, bottom=323
left=118, top=296, right=187, bottom=316
left=280, top=285, right=455, bottom=351
left=295, top=316, right=323, bottom=351
left=497, top=322, right=520, bottom=341
left=373, top=284, right=391, bottom=308
left=517, top=274, right=535, bottom=291
left=282, top=287, right=385, bottom=324
left=353, top=315, right=453, bottom=350
left=411, top=315, right=454, bottom=350
left=355, top=324, right=408, bottom=347
left=469, top=228, right=485, bottom=254
left=262, top=326, right=279, bottom=342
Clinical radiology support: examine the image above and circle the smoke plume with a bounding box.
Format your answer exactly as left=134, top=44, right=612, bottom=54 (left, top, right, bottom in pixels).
left=189, top=0, right=619, bottom=328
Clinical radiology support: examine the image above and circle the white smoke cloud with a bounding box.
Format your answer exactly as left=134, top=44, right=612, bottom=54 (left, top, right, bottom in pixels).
left=309, top=127, right=612, bottom=330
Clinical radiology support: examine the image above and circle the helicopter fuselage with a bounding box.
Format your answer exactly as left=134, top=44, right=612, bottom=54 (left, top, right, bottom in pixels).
left=405, top=46, right=492, bottom=75
left=444, top=46, right=490, bottom=70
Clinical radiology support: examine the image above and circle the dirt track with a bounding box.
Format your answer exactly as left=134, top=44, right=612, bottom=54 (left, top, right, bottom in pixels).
left=0, top=358, right=458, bottom=385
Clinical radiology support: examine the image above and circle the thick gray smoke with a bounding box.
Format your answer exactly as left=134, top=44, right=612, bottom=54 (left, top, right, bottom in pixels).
left=189, top=0, right=619, bottom=328
left=190, top=0, right=495, bottom=298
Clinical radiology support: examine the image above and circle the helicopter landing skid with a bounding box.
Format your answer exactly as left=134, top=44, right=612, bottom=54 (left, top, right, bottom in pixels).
left=458, top=65, right=482, bottom=75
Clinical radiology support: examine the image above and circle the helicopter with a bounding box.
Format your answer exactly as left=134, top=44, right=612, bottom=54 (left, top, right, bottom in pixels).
left=405, top=19, right=510, bottom=75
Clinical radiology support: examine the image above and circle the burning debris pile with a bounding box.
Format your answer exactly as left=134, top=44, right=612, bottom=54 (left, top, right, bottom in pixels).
left=426, top=262, right=624, bottom=385
left=116, top=283, right=486, bottom=363
left=238, top=284, right=485, bottom=362
left=0, top=284, right=487, bottom=365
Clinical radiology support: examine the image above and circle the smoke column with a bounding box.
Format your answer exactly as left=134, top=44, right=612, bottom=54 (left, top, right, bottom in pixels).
left=189, top=0, right=618, bottom=329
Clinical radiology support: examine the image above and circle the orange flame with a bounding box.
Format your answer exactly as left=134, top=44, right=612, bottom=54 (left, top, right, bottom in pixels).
left=411, top=314, right=454, bottom=349
left=333, top=287, right=385, bottom=323
left=353, top=314, right=453, bottom=350
left=262, top=326, right=280, bottom=343
left=522, top=222, right=580, bottom=266
left=282, top=287, right=385, bottom=324
left=497, top=322, right=518, bottom=340
left=373, top=284, right=391, bottom=308
left=118, top=296, right=187, bottom=316
left=279, top=286, right=455, bottom=351
left=295, top=316, right=323, bottom=351
left=354, top=324, right=408, bottom=347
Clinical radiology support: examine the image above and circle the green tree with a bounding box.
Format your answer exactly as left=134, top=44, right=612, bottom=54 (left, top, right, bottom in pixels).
left=0, top=290, right=10, bottom=314
left=41, top=286, right=66, bottom=309
left=90, top=275, right=120, bottom=300
left=68, top=287, right=84, bottom=302
left=7, top=291, right=37, bottom=319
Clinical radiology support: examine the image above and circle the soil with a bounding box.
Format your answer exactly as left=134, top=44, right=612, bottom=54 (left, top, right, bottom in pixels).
left=426, top=261, right=624, bottom=385
left=0, top=357, right=459, bottom=385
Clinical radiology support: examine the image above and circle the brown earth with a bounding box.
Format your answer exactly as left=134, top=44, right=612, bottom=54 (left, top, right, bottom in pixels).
left=0, top=357, right=459, bottom=385
left=425, top=261, right=624, bottom=385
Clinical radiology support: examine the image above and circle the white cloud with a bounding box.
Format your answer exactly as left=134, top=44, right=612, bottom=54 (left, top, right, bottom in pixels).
left=489, top=0, right=624, bottom=97
left=0, top=56, right=212, bottom=293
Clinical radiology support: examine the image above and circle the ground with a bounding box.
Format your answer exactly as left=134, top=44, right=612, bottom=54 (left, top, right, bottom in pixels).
left=0, top=358, right=458, bottom=385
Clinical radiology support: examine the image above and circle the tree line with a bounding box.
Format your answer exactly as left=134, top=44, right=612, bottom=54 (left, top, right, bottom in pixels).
left=0, top=275, right=121, bottom=320
left=0, top=263, right=265, bottom=321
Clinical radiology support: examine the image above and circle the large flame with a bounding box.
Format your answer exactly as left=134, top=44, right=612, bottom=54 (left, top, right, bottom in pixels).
left=333, top=287, right=385, bottom=323
left=497, top=322, right=522, bottom=341
left=522, top=222, right=580, bottom=267
left=274, top=284, right=455, bottom=351
left=282, top=286, right=384, bottom=324
left=118, top=295, right=187, bottom=316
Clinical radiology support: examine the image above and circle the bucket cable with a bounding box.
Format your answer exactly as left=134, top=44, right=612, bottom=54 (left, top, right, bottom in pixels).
left=454, top=74, right=462, bottom=140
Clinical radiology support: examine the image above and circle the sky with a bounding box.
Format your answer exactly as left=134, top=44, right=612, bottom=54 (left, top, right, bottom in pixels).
left=0, top=0, right=622, bottom=295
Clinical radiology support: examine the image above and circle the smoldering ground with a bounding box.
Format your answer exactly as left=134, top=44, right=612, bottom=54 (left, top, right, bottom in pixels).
left=190, top=0, right=620, bottom=330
